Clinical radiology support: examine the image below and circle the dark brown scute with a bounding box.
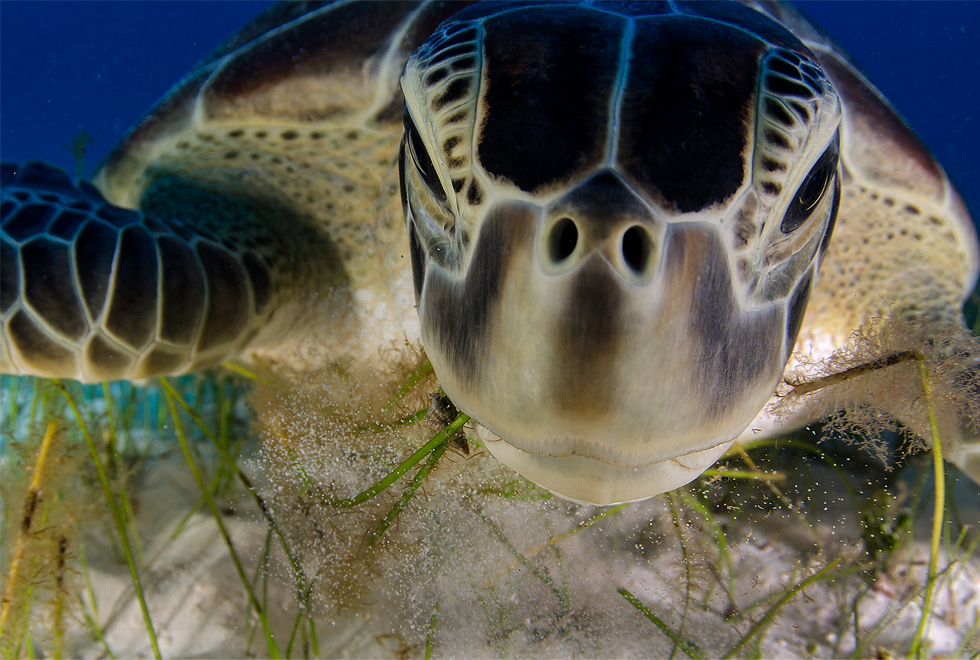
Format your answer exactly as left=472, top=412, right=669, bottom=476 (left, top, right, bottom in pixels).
left=432, top=26, right=480, bottom=54
left=47, top=210, right=89, bottom=241
left=105, top=226, right=158, bottom=350
left=158, top=236, right=206, bottom=345
left=761, top=181, right=782, bottom=196
left=396, top=3, right=480, bottom=65
left=21, top=237, right=87, bottom=341
left=3, top=204, right=56, bottom=241
left=426, top=68, right=449, bottom=87
left=75, top=221, right=118, bottom=321
left=452, top=56, right=477, bottom=72
left=764, top=128, right=791, bottom=150
left=196, top=1, right=333, bottom=70
left=7, top=309, right=75, bottom=374
left=618, top=16, right=765, bottom=212
left=768, top=56, right=804, bottom=80
left=678, top=1, right=807, bottom=52
left=761, top=156, right=785, bottom=172
left=205, top=2, right=424, bottom=105
left=85, top=333, right=134, bottom=381
left=764, top=98, right=795, bottom=127
left=432, top=78, right=471, bottom=112
left=765, top=74, right=815, bottom=99
left=429, top=43, right=476, bottom=67
left=477, top=6, right=625, bottom=193
left=138, top=346, right=189, bottom=378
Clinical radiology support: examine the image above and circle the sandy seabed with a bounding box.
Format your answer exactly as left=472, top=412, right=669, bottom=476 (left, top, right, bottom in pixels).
left=56, top=445, right=979, bottom=659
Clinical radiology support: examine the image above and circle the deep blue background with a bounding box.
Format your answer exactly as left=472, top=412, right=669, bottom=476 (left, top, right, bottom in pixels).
left=1, top=1, right=978, bottom=220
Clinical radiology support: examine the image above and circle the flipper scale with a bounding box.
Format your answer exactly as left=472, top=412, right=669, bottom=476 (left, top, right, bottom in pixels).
left=0, top=161, right=280, bottom=381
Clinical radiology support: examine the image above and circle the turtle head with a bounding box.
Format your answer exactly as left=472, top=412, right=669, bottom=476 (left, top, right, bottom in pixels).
left=400, top=3, right=841, bottom=504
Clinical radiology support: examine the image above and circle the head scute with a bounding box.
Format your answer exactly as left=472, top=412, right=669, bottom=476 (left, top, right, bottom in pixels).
left=753, top=49, right=841, bottom=206
left=402, top=19, right=484, bottom=218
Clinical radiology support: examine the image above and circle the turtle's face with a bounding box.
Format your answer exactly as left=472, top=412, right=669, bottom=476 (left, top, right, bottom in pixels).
left=400, top=3, right=841, bottom=505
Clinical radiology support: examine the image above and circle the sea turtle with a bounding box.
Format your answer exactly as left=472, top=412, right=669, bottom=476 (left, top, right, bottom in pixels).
left=2, top=1, right=978, bottom=505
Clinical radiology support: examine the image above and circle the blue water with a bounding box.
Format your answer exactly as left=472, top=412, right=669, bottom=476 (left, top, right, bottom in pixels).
left=1, top=1, right=978, bottom=217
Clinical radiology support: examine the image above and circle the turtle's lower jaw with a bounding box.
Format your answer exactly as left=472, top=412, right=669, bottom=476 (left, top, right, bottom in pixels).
left=475, top=424, right=733, bottom=506
left=417, top=196, right=802, bottom=504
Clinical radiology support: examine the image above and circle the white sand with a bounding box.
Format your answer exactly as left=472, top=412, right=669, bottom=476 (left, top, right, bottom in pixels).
left=57, top=447, right=979, bottom=659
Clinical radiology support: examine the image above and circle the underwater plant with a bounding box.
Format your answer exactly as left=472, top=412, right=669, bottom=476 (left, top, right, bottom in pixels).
left=62, top=128, right=93, bottom=182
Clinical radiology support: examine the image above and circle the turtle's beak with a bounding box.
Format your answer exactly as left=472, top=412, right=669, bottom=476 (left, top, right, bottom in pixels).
left=418, top=171, right=794, bottom=505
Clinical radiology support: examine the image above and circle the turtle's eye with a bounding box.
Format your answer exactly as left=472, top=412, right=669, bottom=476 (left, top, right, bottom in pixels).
left=403, top=108, right=446, bottom=201
left=781, top=143, right=839, bottom=234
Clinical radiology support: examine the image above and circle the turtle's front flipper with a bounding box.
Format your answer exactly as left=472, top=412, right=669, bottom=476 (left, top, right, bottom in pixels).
left=0, top=160, right=297, bottom=382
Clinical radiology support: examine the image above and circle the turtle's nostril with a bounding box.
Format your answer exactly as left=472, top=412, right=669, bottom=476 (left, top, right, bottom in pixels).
left=549, top=217, right=578, bottom=263
left=621, top=225, right=651, bottom=274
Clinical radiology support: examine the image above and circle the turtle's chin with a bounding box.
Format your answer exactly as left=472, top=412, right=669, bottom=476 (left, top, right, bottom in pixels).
left=475, top=425, right=732, bottom=505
